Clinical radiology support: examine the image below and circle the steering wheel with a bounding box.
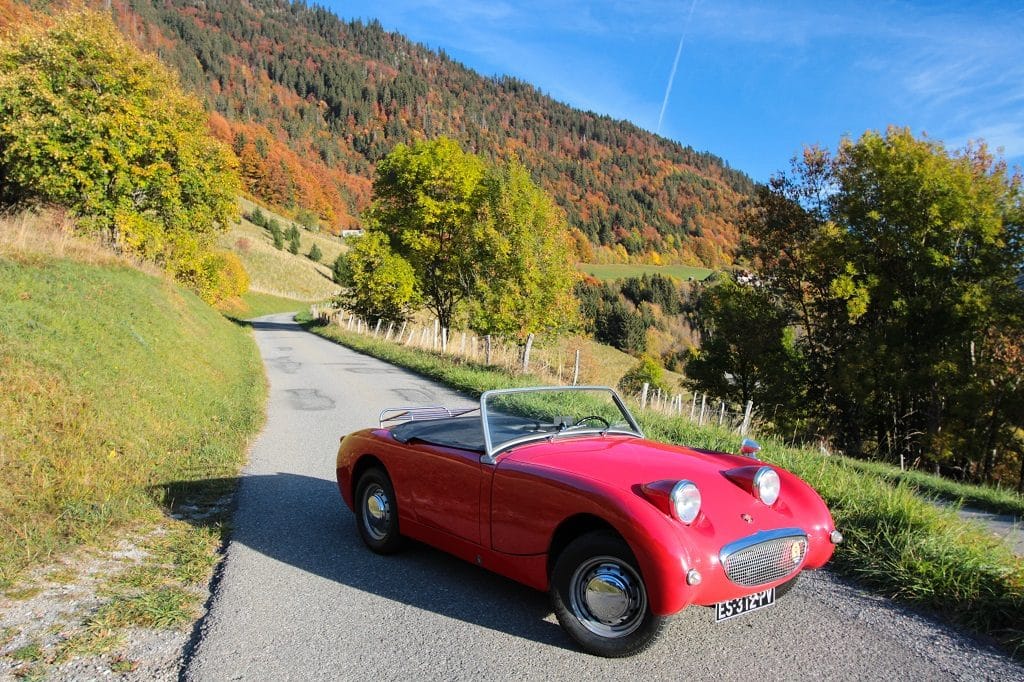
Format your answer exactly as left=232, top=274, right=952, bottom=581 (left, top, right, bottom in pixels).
left=573, top=415, right=611, bottom=428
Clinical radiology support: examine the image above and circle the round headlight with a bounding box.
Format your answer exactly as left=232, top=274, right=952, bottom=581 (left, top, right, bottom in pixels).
left=670, top=480, right=701, bottom=525
left=753, top=467, right=780, bottom=506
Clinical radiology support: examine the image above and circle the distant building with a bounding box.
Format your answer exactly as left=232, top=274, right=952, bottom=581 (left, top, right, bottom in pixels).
left=341, top=229, right=364, bottom=238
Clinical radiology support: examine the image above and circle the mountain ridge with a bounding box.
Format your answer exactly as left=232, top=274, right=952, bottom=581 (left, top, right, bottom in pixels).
left=9, top=0, right=755, bottom=267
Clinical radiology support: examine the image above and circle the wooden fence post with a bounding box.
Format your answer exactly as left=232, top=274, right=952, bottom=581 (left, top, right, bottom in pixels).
left=698, top=394, right=707, bottom=425
left=690, top=393, right=698, bottom=420
left=385, top=322, right=394, bottom=341
left=433, top=319, right=439, bottom=350
left=460, top=332, right=467, bottom=355
left=373, top=319, right=382, bottom=337
left=522, top=333, right=534, bottom=373
left=398, top=321, right=407, bottom=343
left=572, top=349, right=581, bottom=386
left=740, top=401, right=753, bottom=436
left=641, top=383, right=649, bottom=410
left=718, top=401, right=726, bottom=426
left=485, top=335, right=492, bottom=365
left=442, top=328, right=448, bottom=353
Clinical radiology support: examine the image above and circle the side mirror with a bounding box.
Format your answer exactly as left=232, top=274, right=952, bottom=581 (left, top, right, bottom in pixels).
left=740, top=438, right=761, bottom=459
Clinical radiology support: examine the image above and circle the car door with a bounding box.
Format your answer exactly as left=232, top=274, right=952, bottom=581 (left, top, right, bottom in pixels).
left=404, top=442, right=483, bottom=544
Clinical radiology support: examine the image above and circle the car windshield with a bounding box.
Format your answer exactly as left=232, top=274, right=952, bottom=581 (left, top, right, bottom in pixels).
left=481, top=386, right=642, bottom=460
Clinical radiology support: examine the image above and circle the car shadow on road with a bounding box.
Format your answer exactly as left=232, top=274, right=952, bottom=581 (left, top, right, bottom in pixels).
left=157, top=471, right=575, bottom=652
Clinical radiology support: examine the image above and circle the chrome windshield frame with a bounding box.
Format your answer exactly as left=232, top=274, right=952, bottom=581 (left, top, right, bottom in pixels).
left=479, top=385, right=644, bottom=464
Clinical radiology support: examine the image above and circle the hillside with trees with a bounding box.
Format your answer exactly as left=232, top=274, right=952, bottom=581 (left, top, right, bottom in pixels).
left=85, top=0, right=754, bottom=267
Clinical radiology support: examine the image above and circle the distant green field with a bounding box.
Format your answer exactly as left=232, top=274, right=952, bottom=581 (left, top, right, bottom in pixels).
left=578, top=263, right=713, bottom=282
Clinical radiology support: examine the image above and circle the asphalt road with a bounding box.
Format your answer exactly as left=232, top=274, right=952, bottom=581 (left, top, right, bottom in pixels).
left=183, top=313, right=1024, bottom=681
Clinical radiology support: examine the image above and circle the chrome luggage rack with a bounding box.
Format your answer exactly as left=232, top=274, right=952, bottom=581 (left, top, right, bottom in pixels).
left=378, top=405, right=479, bottom=428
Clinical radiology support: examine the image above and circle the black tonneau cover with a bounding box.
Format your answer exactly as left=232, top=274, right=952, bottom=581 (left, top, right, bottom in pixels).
left=389, top=414, right=546, bottom=453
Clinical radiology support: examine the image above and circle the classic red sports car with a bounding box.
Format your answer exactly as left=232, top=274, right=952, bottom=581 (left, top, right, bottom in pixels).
left=335, top=386, right=841, bottom=657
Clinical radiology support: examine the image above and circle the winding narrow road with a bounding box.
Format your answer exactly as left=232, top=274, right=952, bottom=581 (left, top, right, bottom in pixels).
left=183, top=313, right=1023, bottom=681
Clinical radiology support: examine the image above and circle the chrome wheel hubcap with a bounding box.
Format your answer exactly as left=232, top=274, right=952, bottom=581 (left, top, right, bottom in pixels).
left=569, top=556, right=646, bottom=638
left=362, top=483, right=390, bottom=541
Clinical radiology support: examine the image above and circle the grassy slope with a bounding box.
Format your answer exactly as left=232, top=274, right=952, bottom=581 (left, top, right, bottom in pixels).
left=300, top=316, right=1024, bottom=656
left=219, top=290, right=306, bottom=320
left=217, top=198, right=345, bottom=301
left=0, top=255, right=265, bottom=586
left=578, top=263, right=713, bottom=282
left=544, top=334, right=685, bottom=389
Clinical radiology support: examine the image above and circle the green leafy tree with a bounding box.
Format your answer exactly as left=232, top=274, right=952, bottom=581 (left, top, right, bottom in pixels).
left=308, top=243, right=323, bottom=262
left=747, top=127, right=1024, bottom=474
left=271, top=222, right=284, bottom=249
left=0, top=11, right=239, bottom=287
left=336, top=232, right=419, bottom=324
left=366, top=137, right=486, bottom=330
left=365, top=139, right=578, bottom=336
left=684, top=276, right=801, bottom=411
left=468, top=157, right=580, bottom=339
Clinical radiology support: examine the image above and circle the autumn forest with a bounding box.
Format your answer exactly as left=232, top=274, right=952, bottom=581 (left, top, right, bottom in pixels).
left=113, top=0, right=752, bottom=266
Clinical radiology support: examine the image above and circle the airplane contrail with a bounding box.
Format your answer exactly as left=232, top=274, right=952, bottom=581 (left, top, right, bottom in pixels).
left=657, top=0, right=699, bottom=135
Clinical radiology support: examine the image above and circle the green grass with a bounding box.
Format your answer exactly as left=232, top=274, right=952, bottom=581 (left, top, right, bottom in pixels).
left=218, top=290, right=305, bottom=320
left=841, top=458, right=1024, bottom=517
left=8, top=640, right=42, bottom=662
left=578, top=263, right=713, bottom=282
left=0, top=255, right=265, bottom=588
left=301, top=314, right=1024, bottom=656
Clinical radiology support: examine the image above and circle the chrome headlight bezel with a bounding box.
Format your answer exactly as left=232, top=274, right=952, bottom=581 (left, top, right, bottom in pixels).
left=753, top=466, right=781, bottom=506
left=670, top=480, right=701, bottom=525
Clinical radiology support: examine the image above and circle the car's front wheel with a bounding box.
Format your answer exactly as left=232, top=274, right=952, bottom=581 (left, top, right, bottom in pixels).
left=354, top=467, right=403, bottom=554
left=550, top=531, right=665, bottom=657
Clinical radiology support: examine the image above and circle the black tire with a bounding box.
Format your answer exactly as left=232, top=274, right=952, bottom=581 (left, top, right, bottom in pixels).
left=550, top=531, right=665, bottom=657
left=354, top=467, right=403, bottom=554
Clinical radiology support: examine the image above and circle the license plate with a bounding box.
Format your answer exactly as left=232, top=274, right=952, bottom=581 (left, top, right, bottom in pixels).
left=715, top=587, right=775, bottom=622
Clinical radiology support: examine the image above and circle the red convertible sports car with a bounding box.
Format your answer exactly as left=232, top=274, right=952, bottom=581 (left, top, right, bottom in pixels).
left=336, top=386, right=841, bottom=657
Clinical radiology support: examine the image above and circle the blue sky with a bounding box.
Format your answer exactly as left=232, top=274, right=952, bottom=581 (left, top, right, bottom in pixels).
left=324, top=0, right=1024, bottom=182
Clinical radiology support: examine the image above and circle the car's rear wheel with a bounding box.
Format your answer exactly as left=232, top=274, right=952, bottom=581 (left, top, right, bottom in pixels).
left=550, top=531, right=665, bottom=657
left=354, top=467, right=403, bottom=554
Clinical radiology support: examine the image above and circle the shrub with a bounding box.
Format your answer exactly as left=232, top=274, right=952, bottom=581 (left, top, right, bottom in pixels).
left=618, top=355, right=670, bottom=395
left=308, top=243, right=322, bottom=262
left=187, top=250, right=250, bottom=304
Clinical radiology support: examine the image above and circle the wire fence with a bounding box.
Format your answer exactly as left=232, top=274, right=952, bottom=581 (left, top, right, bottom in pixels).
left=311, top=304, right=757, bottom=438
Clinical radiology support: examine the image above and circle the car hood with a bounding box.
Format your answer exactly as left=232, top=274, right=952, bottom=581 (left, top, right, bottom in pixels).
left=502, top=434, right=751, bottom=489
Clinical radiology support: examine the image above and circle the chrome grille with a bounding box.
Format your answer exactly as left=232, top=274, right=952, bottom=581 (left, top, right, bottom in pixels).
left=720, top=530, right=807, bottom=587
